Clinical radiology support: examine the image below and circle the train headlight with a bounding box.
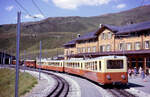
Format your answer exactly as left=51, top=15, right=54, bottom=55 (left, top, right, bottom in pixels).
left=106, top=75, right=111, bottom=80
left=121, top=75, right=126, bottom=80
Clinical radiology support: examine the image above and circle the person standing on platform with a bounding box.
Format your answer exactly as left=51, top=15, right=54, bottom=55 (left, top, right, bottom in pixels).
left=141, top=69, right=146, bottom=81
left=128, top=68, right=132, bottom=78
left=134, top=67, right=137, bottom=78
left=139, top=67, right=142, bottom=75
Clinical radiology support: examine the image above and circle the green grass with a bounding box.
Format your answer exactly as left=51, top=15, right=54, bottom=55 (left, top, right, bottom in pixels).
left=0, top=68, right=38, bottom=97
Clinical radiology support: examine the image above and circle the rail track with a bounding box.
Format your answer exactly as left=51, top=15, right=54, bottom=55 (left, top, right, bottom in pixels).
left=0, top=65, right=69, bottom=97
left=41, top=70, right=69, bottom=97
left=107, top=88, right=136, bottom=97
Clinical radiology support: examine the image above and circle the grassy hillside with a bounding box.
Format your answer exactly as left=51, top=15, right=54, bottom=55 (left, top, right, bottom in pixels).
left=0, top=5, right=150, bottom=58
left=0, top=68, right=37, bottom=97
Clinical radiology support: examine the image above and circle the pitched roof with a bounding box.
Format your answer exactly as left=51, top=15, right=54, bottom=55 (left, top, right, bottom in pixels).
left=76, top=32, right=96, bottom=41
left=102, top=24, right=121, bottom=32
left=64, top=38, right=77, bottom=46
left=116, top=21, right=150, bottom=34
left=64, top=32, right=96, bottom=46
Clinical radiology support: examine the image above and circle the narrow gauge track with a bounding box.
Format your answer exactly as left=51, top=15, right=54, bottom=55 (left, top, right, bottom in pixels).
left=0, top=65, right=69, bottom=97
left=41, top=70, right=69, bottom=97
left=107, top=88, right=136, bottom=97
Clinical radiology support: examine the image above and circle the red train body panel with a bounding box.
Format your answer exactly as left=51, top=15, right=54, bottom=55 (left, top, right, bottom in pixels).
left=25, top=60, right=36, bottom=68
left=37, top=65, right=64, bottom=72
left=64, top=67, right=127, bottom=85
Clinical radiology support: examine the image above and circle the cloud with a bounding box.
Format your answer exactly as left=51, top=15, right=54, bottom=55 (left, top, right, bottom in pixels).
left=52, top=0, right=111, bottom=10
left=24, top=14, right=44, bottom=19
left=5, top=5, right=14, bottom=11
left=34, top=14, right=44, bottom=18
left=42, top=0, right=49, bottom=3
left=24, top=15, right=32, bottom=19
left=116, top=4, right=126, bottom=9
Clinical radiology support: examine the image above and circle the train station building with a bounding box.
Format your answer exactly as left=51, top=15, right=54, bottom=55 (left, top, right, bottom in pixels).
left=64, top=21, right=150, bottom=72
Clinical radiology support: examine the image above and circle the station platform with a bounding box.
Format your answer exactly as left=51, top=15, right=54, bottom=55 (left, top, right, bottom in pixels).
left=127, top=74, right=150, bottom=96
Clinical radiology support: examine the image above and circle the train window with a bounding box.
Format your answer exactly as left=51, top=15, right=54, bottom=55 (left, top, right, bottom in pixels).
left=95, top=61, right=97, bottom=70
left=107, top=60, right=123, bottom=69
left=99, top=61, right=101, bottom=71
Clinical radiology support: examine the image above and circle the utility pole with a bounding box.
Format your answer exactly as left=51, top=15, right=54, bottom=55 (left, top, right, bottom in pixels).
left=24, top=50, right=26, bottom=72
left=15, top=11, right=21, bottom=97
left=3, top=50, right=5, bottom=65
left=39, top=41, right=42, bottom=80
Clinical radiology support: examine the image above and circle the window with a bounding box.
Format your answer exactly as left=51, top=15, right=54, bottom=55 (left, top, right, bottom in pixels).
left=77, top=48, right=81, bottom=53
left=100, top=45, right=105, bottom=52
left=107, top=60, right=123, bottom=69
left=106, top=45, right=111, bottom=52
left=145, top=41, right=150, bottom=49
left=70, top=51, right=74, bottom=54
left=126, top=43, right=132, bottom=50
left=82, top=47, right=86, bottom=53
left=99, top=61, right=101, bottom=71
left=146, top=58, right=150, bottom=68
left=135, top=42, right=141, bottom=50
left=92, top=46, right=96, bottom=52
left=104, top=33, right=107, bottom=39
left=101, top=33, right=107, bottom=40
left=101, top=33, right=105, bottom=40
left=66, top=50, right=68, bottom=55
left=108, top=32, right=112, bottom=39
left=67, top=50, right=70, bottom=55
left=119, top=43, right=125, bottom=51
left=87, top=47, right=91, bottom=53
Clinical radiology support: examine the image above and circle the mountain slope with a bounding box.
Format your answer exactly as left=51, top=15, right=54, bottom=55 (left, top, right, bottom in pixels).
left=0, top=5, right=150, bottom=58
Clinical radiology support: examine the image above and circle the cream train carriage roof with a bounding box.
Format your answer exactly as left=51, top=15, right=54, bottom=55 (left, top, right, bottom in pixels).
left=36, top=56, right=126, bottom=62
left=65, top=56, right=127, bottom=62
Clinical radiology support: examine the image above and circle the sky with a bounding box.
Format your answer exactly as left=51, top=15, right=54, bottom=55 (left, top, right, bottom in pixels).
left=0, top=0, right=150, bottom=25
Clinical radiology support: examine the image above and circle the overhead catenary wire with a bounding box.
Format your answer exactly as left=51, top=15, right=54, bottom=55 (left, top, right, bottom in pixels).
left=14, top=0, right=41, bottom=19
left=14, top=0, right=31, bottom=16
left=32, top=0, right=46, bottom=18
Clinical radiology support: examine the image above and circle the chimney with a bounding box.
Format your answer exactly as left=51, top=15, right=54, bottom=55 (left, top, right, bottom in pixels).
left=99, top=24, right=102, bottom=28
left=77, top=34, right=80, bottom=38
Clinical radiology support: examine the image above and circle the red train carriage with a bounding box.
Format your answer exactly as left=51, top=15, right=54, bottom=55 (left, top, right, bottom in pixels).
left=12, top=60, right=23, bottom=65
left=64, top=56, right=128, bottom=85
left=24, top=60, right=36, bottom=68
left=36, top=59, right=64, bottom=72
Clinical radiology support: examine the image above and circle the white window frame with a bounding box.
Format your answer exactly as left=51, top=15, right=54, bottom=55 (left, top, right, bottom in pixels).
left=82, top=47, right=86, bottom=53
left=108, top=32, right=112, bottom=39
left=126, top=43, right=132, bottom=50
left=145, top=41, right=150, bottom=49
left=77, top=48, right=80, bottom=53
left=135, top=42, right=141, bottom=50
left=87, top=47, right=91, bottom=53
left=92, top=46, right=96, bottom=52
left=119, top=43, right=125, bottom=51
left=106, top=45, right=111, bottom=52
left=100, top=45, right=105, bottom=52
left=101, top=33, right=104, bottom=40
